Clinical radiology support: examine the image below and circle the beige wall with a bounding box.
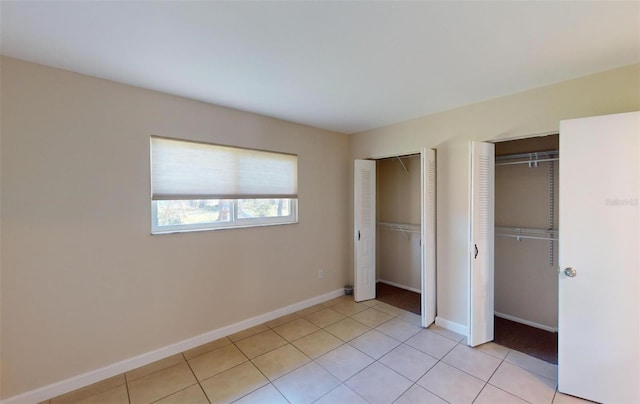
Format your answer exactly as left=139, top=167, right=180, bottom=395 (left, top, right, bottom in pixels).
left=0, top=57, right=349, bottom=398
left=495, top=159, right=559, bottom=329
left=376, top=156, right=421, bottom=290
left=0, top=54, right=3, bottom=400
left=349, top=64, right=640, bottom=329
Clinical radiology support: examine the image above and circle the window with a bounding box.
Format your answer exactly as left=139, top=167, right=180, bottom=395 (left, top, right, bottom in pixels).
left=150, top=137, right=298, bottom=233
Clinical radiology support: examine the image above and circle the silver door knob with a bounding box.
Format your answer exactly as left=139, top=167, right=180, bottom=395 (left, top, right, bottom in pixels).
left=564, top=267, right=577, bottom=278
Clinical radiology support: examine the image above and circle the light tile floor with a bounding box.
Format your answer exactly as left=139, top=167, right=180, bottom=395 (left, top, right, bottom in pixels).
left=45, top=296, right=591, bottom=404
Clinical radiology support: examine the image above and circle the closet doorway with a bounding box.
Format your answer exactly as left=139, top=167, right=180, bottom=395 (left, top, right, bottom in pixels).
left=468, top=134, right=559, bottom=361
left=376, top=155, right=422, bottom=315
left=493, top=135, right=559, bottom=364
left=354, top=148, right=436, bottom=328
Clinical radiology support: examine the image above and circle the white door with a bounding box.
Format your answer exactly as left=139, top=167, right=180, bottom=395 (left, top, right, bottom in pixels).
left=422, top=148, right=437, bottom=327
left=558, top=112, right=639, bottom=403
left=354, top=159, right=376, bottom=302
left=468, top=141, right=495, bottom=347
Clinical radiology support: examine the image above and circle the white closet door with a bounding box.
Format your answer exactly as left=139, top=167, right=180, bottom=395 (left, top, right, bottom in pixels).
left=354, top=159, right=376, bottom=302
left=421, top=148, right=437, bottom=327
left=468, top=141, right=495, bottom=347
left=558, top=112, right=639, bottom=403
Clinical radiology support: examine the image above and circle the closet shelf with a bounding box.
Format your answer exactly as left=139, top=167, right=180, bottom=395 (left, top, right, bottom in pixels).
left=495, top=150, right=559, bottom=167
left=378, top=222, right=420, bottom=241
left=378, top=222, right=420, bottom=232
left=495, top=226, right=558, bottom=241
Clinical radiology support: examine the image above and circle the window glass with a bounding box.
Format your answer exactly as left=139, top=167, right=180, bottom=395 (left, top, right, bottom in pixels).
left=237, top=199, right=291, bottom=219
left=152, top=198, right=296, bottom=233
left=156, top=200, right=232, bottom=226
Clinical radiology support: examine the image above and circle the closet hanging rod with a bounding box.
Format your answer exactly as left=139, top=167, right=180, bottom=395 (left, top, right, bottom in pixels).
left=495, top=226, right=558, bottom=242
left=378, top=221, right=420, bottom=233
left=495, top=157, right=559, bottom=166
left=495, top=150, right=558, bottom=161
left=496, top=233, right=558, bottom=241
left=378, top=222, right=420, bottom=242
left=496, top=226, right=557, bottom=234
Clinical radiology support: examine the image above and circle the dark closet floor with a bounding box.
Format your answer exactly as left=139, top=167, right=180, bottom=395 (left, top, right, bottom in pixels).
left=495, top=316, right=558, bottom=364
left=375, top=282, right=421, bottom=315
left=375, top=283, right=558, bottom=364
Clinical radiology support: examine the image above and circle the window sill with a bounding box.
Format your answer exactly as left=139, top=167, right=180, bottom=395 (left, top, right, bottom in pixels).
left=151, top=220, right=298, bottom=235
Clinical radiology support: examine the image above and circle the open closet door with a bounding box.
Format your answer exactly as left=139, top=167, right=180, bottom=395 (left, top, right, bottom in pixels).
left=421, top=148, right=436, bottom=327
left=558, top=112, right=639, bottom=403
left=468, top=141, right=495, bottom=347
left=354, top=159, right=376, bottom=302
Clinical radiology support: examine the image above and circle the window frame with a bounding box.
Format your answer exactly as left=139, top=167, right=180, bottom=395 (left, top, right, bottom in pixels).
left=150, top=136, right=299, bottom=234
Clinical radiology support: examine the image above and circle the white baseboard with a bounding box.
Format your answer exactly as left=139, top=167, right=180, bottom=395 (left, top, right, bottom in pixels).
left=377, top=279, right=421, bottom=294
left=435, top=316, right=468, bottom=337
left=494, top=311, right=558, bottom=333
left=2, top=289, right=344, bottom=404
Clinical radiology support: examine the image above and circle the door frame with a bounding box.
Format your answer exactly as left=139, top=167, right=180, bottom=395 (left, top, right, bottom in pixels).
left=354, top=148, right=436, bottom=328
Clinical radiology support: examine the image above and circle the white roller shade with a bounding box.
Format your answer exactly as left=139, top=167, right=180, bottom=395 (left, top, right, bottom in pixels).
left=151, top=137, right=298, bottom=200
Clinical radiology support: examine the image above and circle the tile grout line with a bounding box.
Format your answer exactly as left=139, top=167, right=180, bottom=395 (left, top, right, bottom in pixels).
left=265, top=339, right=326, bottom=403
left=469, top=353, right=507, bottom=404
left=181, top=352, right=213, bottom=404
left=377, top=327, right=438, bottom=403
left=268, top=380, right=293, bottom=404
left=409, top=332, right=470, bottom=403
left=478, top=352, right=534, bottom=403
left=226, top=337, right=279, bottom=403
left=312, top=380, right=369, bottom=403
left=377, top=321, right=448, bottom=401
left=239, top=337, right=312, bottom=403
left=225, top=337, right=281, bottom=404
left=124, top=375, right=132, bottom=404
left=380, top=330, right=448, bottom=403
left=373, top=353, right=432, bottom=403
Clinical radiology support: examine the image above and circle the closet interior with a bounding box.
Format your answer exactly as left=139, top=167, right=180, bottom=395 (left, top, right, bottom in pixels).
left=375, top=154, right=421, bottom=315
left=494, top=135, right=559, bottom=364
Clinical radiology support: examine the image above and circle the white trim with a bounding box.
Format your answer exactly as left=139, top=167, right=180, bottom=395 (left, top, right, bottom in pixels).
left=494, top=311, right=558, bottom=333
left=377, top=279, right=421, bottom=294
left=435, top=316, right=468, bottom=337
left=1, top=289, right=344, bottom=404
left=488, top=130, right=558, bottom=144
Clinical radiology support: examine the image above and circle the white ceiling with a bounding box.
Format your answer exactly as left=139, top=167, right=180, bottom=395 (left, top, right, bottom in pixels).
left=1, top=1, right=638, bottom=134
